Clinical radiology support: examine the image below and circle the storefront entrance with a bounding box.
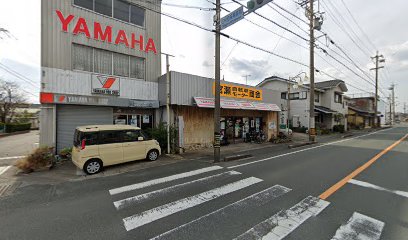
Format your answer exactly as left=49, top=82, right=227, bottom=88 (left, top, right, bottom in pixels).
left=113, top=108, right=154, bottom=129
left=220, top=116, right=263, bottom=144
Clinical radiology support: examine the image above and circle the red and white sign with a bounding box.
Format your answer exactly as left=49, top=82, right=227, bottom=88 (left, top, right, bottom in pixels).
left=56, top=10, right=157, bottom=54
left=92, top=75, right=120, bottom=96
left=193, top=97, right=281, bottom=111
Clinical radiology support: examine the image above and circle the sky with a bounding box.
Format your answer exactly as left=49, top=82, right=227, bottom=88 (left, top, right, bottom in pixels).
left=0, top=0, right=407, bottom=112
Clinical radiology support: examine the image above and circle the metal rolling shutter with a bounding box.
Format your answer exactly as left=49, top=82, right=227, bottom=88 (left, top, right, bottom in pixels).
left=56, top=105, right=113, bottom=152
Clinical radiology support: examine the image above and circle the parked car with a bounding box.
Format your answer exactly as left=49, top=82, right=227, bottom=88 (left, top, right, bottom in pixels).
left=71, top=125, right=161, bottom=175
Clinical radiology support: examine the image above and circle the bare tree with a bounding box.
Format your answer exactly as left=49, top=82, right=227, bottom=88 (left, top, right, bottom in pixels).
left=0, top=80, right=26, bottom=123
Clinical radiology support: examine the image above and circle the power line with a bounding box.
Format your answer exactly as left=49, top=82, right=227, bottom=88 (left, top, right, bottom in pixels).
left=267, top=4, right=309, bottom=36
left=162, top=2, right=214, bottom=11
left=0, top=65, right=39, bottom=91
left=142, top=0, right=386, bottom=98
left=329, top=0, right=374, bottom=55
left=271, top=1, right=308, bottom=25
left=320, top=0, right=372, bottom=58
left=231, top=0, right=309, bottom=42
left=339, top=0, right=377, bottom=51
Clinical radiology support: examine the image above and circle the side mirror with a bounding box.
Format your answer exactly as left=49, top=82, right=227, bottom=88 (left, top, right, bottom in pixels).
left=138, top=137, right=144, bottom=141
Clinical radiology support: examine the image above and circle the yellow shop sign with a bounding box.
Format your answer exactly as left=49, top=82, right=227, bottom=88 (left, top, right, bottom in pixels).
left=213, top=83, right=263, bottom=101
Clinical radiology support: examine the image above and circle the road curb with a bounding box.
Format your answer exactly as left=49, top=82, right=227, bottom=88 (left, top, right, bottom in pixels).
left=288, top=141, right=317, bottom=149
left=224, top=154, right=252, bottom=162
left=342, top=134, right=354, bottom=138
left=0, top=130, right=30, bottom=139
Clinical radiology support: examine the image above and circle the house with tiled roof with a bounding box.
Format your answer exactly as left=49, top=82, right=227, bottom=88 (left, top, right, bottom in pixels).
left=258, top=76, right=349, bottom=132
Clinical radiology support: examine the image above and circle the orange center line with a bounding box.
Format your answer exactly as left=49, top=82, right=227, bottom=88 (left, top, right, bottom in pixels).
left=319, top=133, right=408, bottom=200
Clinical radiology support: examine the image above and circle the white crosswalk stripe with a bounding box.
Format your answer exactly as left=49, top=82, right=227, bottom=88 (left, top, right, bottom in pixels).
left=109, top=166, right=223, bottom=195
left=113, top=170, right=242, bottom=210
left=122, top=177, right=263, bottom=231
left=150, top=185, right=291, bottom=240
left=0, top=166, right=11, bottom=176
left=330, top=212, right=384, bottom=240
left=108, top=167, right=335, bottom=239
left=234, top=196, right=330, bottom=240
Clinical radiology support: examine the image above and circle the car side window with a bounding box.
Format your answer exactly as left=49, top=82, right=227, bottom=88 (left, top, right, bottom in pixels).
left=122, top=130, right=141, bottom=142
left=82, top=132, right=98, bottom=146
left=99, top=131, right=122, bottom=144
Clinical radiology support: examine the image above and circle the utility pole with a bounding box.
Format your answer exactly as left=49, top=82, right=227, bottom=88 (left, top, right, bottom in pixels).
left=287, top=81, right=291, bottom=131
left=162, top=53, right=175, bottom=154
left=391, top=84, right=395, bottom=125
left=308, top=0, right=316, bottom=142
left=242, top=74, right=251, bottom=85
left=214, top=0, right=221, bottom=163
left=370, top=51, right=385, bottom=127
left=404, top=102, right=406, bottom=114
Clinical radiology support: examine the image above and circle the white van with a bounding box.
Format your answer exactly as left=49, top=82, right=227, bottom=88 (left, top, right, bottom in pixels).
left=71, top=125, right=161, bottom=175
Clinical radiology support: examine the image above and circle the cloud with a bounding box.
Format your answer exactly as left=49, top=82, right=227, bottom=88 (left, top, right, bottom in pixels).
left=228, top=57, right=271, bottom=81
left=202, top=60, right=213, bottom=68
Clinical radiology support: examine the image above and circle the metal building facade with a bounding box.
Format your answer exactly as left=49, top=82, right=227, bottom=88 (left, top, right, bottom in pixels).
left=40, top=0, right=162, bottom=151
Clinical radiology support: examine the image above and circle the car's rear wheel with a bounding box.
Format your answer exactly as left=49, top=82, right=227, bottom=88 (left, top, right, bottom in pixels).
left=83, top=159, right=103, bottom=175
left=147, top=150, right=159, bottom=161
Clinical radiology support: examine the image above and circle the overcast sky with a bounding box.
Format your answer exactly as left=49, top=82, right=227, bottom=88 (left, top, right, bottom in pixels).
left=0, top=0, right=407, bottom=112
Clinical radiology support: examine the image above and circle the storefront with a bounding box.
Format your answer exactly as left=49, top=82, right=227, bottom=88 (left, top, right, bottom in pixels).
left=158, top=72, right=282, bottom=150
left=40, top=0, right=161, bottom=152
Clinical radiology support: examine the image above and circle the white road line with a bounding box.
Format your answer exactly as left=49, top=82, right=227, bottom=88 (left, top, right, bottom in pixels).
left=330, top=212, right=384, bottom=240
left=0, top=166, right=11, bottom=176
left=0, top=156, right=25, bottom=160
left=234, top=196, right=330, bottom=240
left=122, top=177, right=263, bottom=231
left=113, top=170, right=242, bottom=210
left=109, top=166, right=223, bottom=195
left=227, top=128, right=392, bottom=169
left=150, top=185, right=291, bottom=240
left=349, top=179, right=408, bottom=199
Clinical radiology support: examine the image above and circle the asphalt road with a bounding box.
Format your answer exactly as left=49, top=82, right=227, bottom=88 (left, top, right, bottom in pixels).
left=0, top=130, right=39, bottom=165
left=0, top=126, right=407, bottom=240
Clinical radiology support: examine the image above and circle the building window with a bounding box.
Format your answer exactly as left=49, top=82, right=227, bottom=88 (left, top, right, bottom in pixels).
left=281, top=92, right=287, bottom=100
left=74, top=0, right=93, bottom=10
left=130, top=56, right=145, bottom=79
left=315, top=93, right=320, bottom=103
left=289, top=91, right=307, bottom=100
left=130, top=5, right=145, bottom=26
left=73, top=44, right=145, bottom=80
left=335, top=93, right=342, bottom=103
left=94, top=48, right=112, bottom=75
left=72, top=44, right=93, bottom=72
left=113, top=52, right=130, bottom=77
left=95, top=0, right=112, bottom=16
left=114, top=0, right=130, bottom=22
left=74, top=0, right=145, bottom=27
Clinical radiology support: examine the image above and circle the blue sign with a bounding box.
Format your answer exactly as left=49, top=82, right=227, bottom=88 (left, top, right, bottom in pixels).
left=220, top=6, right=244, bottom=30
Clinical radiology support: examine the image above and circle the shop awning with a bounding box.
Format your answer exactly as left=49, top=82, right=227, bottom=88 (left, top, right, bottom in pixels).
left=314, top=105, right=337, bottom=114
left=194, top=97, right=281, bottom=111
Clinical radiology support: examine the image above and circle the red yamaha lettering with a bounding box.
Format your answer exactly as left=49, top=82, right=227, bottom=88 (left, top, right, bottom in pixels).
left=115, top=30, right=129, bottom=47
left=55, top=9, right=157, bottom=54
left=94, top=22, right=112, bottom=43
left=131, top=33, right=144, bottom=51
left=145, top=38, right=157, bottom=54
left=73, top=17, right=91, bottom=38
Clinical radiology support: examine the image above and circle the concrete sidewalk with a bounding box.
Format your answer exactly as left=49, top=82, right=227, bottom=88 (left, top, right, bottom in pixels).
left=0, top=127, right=388, bottom=195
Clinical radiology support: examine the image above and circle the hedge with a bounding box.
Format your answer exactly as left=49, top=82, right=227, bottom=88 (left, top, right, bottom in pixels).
left=4, top=123, right=32, bottom=133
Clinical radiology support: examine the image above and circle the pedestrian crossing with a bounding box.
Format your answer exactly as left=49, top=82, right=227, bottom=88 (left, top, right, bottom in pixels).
left=108, top=166, right=387, bottom=239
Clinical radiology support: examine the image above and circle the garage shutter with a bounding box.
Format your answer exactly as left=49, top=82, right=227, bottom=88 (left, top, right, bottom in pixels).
left=57, top=105, right=113, bottom=152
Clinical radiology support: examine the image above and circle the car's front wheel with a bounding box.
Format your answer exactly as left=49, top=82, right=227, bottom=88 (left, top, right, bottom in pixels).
left=147, top=150, right=159, bottom=161
left=83, top=159, right=103, bottom=175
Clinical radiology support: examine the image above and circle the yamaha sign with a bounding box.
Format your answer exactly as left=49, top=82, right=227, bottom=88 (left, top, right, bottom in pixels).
left=92, top=75, right=120, bottom=96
